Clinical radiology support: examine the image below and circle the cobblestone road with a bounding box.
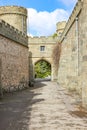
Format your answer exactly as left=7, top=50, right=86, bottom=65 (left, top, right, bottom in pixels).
left=0, top=81, right=87, bottom=130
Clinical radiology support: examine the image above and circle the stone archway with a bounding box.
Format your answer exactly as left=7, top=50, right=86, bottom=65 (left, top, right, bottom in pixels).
left=34, top=59, right=51, bottom=80
left=29, top=36, right=58, bottom=82
left=29, top=56, right=58, bottom=82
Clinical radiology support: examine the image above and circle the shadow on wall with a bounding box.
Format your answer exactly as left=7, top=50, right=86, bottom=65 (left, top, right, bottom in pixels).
left=0, top=58, right=3, bottom=98
left=0, top=81, right=46, bottom=130
left=29, top=51, right=34, bottom=82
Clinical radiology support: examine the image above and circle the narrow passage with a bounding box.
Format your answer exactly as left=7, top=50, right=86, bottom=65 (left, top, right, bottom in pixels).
left=0, top=81, right=87, bottom=130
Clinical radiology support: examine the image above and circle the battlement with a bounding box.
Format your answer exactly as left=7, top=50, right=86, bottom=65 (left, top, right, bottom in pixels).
left=28, top=36, right=58, bottom=44
left=0, top=6, right=27, bottom=34
left=0, top=6, right=27, bottom=16
left=56, top=21, right=66, bottom=31
left=0, top=19, right=28, bottom=47
left=59, top=0, right=82, bottom=42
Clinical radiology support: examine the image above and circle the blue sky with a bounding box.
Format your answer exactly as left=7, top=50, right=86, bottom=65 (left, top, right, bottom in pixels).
left=0, top=0, right=77, bottom=36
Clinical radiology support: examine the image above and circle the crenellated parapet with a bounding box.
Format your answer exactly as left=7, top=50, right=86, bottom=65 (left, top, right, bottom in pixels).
left=0, top=19, right=28, bottom=47
left=0, top=6, right=27, bottom=16
left=0, top=6, right=27, bottom=34
left=56, top=21, right=66, bottom=36
left=59, top=0, right=82, bottom=42
left=28, top=36, right=58, bottom=44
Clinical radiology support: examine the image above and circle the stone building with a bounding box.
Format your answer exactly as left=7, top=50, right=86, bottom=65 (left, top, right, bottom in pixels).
left=58, top=0, right=87, bottom=108
left=0, top=6, right=29, bottom=95
left=28, top=21, right=66, bottom=81
left=29, top=36, right=57, bottom=81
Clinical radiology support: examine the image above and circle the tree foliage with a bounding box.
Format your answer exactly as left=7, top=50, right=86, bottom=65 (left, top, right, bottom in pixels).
left=52, top=33, right=58, bottom=39
left=35, top=60, right=51, bottom=78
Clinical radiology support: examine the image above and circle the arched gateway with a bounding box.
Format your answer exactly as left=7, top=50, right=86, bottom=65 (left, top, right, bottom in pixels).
left=28, top=36, right=58, bottom=81
left=34, top=59, right=51, bottom=79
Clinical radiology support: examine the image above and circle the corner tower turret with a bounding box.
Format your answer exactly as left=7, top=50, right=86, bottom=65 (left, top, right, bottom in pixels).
left=0, top=6, right=27, bottom=34
left=56, top=21, right=66, bottom=36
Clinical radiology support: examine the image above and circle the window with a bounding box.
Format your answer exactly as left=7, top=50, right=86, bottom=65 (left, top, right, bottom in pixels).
left=40, top=46, right=45, bottom=51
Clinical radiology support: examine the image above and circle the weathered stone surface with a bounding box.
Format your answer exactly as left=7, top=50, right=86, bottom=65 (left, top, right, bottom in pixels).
left=0, top=19, right=28, bottom=47
left=83, top=55, right=87, bottom=61
left=58, top=0, right=87, bottom=108
left=0, top=6, right=29, bottom=93
left=0, top=34, right=29, bottom=93
left=56, top=21, right=66, bottom=36
left=28, top=36, right=58, bottom=81
left=0, top=6, right=27, bottom=34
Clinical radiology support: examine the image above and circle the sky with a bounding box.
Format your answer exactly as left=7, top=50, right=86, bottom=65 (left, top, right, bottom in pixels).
left=0, top=0, right=77, bottom=36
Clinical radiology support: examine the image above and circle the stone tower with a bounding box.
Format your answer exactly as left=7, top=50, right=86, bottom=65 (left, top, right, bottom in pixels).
left=0, top=6, right=27, bottom=34
left=56, top=21, right=66, bottom=36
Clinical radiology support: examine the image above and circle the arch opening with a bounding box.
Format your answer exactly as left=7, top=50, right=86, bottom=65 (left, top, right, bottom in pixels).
left=34, top=60, right=51, bottom=80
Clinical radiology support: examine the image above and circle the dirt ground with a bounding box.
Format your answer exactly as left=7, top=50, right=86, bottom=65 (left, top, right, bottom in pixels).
left=0, top=81, right=87, bottom=130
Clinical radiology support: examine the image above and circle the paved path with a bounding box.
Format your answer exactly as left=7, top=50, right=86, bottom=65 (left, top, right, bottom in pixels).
left=0, top=81, right=87, bottom=130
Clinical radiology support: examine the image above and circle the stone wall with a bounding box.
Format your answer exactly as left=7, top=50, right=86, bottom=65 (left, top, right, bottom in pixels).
left=58, top=0, right=82, bottom=89
left=0, top=6, right=29, bottom=95
left=58, top=0, right=87, bottom=108
left=0, top=19, right=28, bottom=46
left=0, top=34, right=29, bottom=93
left=58, top=19, right=79, bottom=90
left=80, top=0, right=87, bottom=108
left=28, top=36, right=58, bottom=81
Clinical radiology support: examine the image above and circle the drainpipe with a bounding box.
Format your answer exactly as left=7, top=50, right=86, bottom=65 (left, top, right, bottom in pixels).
left=76, top=17, right=79, bottom=76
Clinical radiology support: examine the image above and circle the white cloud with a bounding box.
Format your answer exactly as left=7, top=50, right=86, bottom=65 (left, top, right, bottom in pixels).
left=58, top=0, right=77, bottom=7
left=27, top=8, right=69, bottom=36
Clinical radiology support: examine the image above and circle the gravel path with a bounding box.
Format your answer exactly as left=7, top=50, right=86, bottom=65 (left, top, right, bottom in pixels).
left=0, top=81, right=87, bottom=130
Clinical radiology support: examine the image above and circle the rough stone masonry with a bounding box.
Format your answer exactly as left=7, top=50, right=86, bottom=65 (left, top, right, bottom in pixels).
left=58, top=0, right=87, bottom=108
left=0, top=6, right=29, bottom=94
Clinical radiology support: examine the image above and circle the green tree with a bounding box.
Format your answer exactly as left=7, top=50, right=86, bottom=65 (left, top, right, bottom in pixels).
left=35, top=60, right=51, bottom=78
left=52, top=33, right=58, bottom=39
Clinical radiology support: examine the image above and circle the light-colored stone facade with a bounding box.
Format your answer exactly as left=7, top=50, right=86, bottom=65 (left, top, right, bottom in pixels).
left=28, top=21, right=66, bottom=81
left=28, top=36, right=58, bottom=81
left=56, top=21, right=66, bottom=36
left=58, top=0, right=87, bottom=108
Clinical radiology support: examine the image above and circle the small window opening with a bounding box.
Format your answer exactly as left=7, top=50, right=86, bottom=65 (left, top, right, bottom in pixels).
left=40, top=46, right=45, bottom=51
